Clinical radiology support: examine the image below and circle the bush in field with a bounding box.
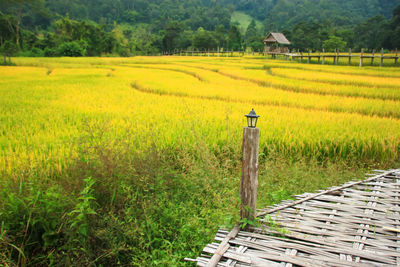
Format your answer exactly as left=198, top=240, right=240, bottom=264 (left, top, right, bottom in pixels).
left=57, top=41, right=87, bottom=57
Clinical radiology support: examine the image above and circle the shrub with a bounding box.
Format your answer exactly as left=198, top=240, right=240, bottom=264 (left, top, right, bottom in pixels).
left=56, top=41, right=86, bottom=57
left=44, top=47, right=57, bottom=57
left=16, top=48, right=44, bottom=57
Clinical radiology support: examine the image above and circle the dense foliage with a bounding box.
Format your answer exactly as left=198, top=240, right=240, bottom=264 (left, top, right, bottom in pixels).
left=1, top=0, right=400, bottom=56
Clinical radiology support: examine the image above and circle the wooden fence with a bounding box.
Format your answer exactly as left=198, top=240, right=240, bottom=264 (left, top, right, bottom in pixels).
left=164, top=48, right=400, bottom=67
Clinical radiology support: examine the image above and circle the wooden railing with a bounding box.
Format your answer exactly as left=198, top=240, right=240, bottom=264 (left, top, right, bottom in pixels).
left=164, top=48, right=400, bottom=66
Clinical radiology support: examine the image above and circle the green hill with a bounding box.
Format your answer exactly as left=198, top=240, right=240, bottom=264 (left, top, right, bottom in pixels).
left=230, top=11, right=264, bottom=34
left=228, top=0, right=400, bottom=30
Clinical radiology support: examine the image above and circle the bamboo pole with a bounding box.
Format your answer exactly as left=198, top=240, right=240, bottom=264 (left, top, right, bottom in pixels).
left=204, top=224, right=240, bottom=267
left=240, top=127, right=260, bottom=223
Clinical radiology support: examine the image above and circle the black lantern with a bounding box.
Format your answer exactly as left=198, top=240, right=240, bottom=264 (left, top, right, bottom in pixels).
left=245, top=109, right=260, bottom=128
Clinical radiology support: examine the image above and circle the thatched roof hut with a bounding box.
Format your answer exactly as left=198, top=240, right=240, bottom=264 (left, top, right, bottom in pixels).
left=263, top=32, right=291, bottom=46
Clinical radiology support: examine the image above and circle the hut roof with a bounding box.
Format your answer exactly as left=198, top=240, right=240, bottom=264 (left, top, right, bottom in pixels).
left=263, top=32, right=291, bottom=45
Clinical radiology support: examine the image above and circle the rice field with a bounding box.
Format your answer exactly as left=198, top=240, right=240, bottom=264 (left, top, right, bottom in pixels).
left=1, top=56, right=400, bottom=176
left=2, top=56, right=400, bottom=265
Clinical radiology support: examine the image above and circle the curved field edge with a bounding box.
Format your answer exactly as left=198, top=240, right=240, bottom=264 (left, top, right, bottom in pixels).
left=126, top=66, right=400, bottom=120
left=179, top=63, right=400, bottom=101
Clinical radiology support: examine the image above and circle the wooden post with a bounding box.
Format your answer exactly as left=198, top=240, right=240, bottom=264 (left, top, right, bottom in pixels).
left=318, top=50, right=321, bottom=64
left=301, top=51, right=303, bottom=62
left=240, top=127, right=260, bottom=223
left=380, top=48, right=384, bottom=67
left=396, top=48, right=398, bottom=65
left=334, top=49, right=337, bottom=65
left=336, top=49, right=339, bottom=65
left=348, top=48, right=352, bottom=65
left=307, top=50, right=310, bottom=63
left=322, top=48, right=325, bottom=65
left=371, top=49, right=375, bottom=65
left=360, top=48, right=364, bottom=67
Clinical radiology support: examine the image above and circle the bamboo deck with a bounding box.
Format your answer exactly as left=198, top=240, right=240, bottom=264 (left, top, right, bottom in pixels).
left=187, top=169, right=400, bottom=266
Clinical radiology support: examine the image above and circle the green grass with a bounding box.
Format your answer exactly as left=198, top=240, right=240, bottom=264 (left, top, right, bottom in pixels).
left=0, top=133, right=368, bottom=266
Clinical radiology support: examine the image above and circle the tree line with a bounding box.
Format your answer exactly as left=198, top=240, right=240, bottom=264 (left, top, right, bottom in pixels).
left=0, top=0, right=399, bottom=60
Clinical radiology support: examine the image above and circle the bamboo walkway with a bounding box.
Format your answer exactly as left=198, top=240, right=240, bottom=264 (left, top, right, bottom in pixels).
left=187, top=169, right=400, bottom=266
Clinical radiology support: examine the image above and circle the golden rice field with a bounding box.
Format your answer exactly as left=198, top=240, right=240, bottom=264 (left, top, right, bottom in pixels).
left=1, top=56, right=400, bottom=176
left=2, top=56, right=400, bottom=265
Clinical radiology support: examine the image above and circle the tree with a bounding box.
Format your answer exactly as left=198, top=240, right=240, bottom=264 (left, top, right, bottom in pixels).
left=288, top=21, right=330, bottom=51
left=245, top=20, right=258, bottom=41
left=354, top=15, right=388, bottom=50
left=213, top=24, right=227, bottom=49
left=0, top=40, right=18, bottom=64
left=227, top=25, right=242, bottom=51
left=162, top=20, right=184, bottom=51
left=56, top=41, right=86, bottom=56
left=2, top=0, right=40, bottom=47
left=322, top=36, right=347, bottom=52
left=54, top=17, right=115, bottom=56
left=192, top=27, right=217, bottom=50
left=0, top=12, right=17, bottom=46
left=386, top=4, right=400, bottom=49
left=336, top=28, right=355, bottom=48
left=245, top=19, right=263, bottom=51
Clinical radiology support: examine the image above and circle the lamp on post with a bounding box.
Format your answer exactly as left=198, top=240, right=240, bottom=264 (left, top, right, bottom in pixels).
left=245, top=108, right=260, bottom=128
left=240, top=109, right=260, bottom=226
